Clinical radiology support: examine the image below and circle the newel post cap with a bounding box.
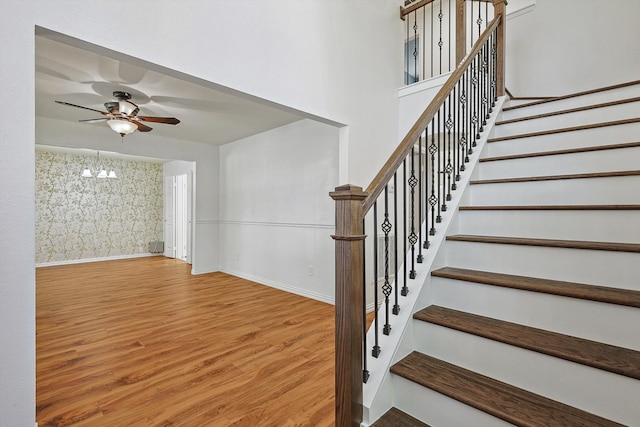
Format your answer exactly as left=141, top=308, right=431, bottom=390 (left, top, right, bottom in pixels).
left=330, top=184, right=368, bottom=201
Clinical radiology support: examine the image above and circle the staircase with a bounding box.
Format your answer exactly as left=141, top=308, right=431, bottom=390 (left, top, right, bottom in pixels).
left=371, top=81, right=640, bottom=426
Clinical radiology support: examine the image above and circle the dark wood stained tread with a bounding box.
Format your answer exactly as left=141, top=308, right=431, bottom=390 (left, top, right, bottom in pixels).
left=459, top=204, right=640, bottom=211
left=503, top=79, right=640, bottom=112
left=414, top=306, right=640, bottom=380
left=487, top=117, right=640, bottom=142
left=497, top=97, right=640, bottom=125
left=480, top=141, right=640, bottom=162
left=470, top=169, right=640, bottom=185
left=446, top=234, right=640, bottom=253
left=431, top=267, right=640, bottom=309
left=391, top=352, right=625, bottom=427
left=371, top=407, right=431, bottom=427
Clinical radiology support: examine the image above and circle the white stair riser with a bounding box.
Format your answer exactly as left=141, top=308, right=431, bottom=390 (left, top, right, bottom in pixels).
left=495, top=101, right=640, bottom=137
left=486, top=122, right=640, bottom=157
left=392, top=376, right=514, bottom=427
left=457, top=209, right=640, bottom=243
left=469, top=176, right=640, bottom=205
left=413, top=322, right=640, bottom=426
left=445, top=240, right=640, bottom=290
left=430, top=277, right=640, bottom=350
left=501, top=84, right=640, bottom=120
left=478, top=146, right=640, bottom=180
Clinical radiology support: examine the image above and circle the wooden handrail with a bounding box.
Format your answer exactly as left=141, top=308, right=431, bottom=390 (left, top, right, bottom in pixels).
left=363, top=14, right=502, bottom=214
left=401, top=0, right=497, bottom=20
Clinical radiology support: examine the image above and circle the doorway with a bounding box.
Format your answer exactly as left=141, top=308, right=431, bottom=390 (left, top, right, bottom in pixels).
left=164, top=173, right=192, bottom=263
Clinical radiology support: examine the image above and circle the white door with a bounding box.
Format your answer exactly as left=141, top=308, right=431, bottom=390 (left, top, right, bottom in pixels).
left=164, top=176, right=176, bottom=258
left=175, top=174, right=188, bottom=261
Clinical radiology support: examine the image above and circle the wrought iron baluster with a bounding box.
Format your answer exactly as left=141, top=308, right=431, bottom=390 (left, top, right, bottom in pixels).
left=460, top=75, right=469, bottom=167
left=372, top=202, right=380, bottom=358
left=438, top=0, right=443, bottom=75
left=401, top=160, right=409, bottom=296
left=436, top=110, right=443, bottom=221
left=470, top=0, right=474, bottom=48
left=481, top=41, right=488, bottom=130
left=448, top=0, right=452, bottom=72
left=417, top=135, right=423, bottom=263
left=393, top=172, right=401, bottom=313
left=472, top=55, right=480, bottom=143
left=413, top=10, right=418, bottom=83
left=428, top=118, right=437, bottom=236
left=491, top=31, right=498, bottom=105
left=453, top=84, right=460, bottom=185
left=423, top=126, right=430, bottom=249
left=382, top=186, right=392, bottom=335
left=430, top=1, right=434, bottom=77
left=422, top=6, right=426, bottom=80
left=408, top=147, right=418, bottom=279
left=477, top=0, right=483, bottom=40
left=362, top=219, right=369, bottom=383
left=445, top=95, right=453, bottom=201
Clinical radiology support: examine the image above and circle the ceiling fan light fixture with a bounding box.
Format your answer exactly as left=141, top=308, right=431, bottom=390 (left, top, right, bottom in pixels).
left=97, top=169, right=108, bottom=179
left=81, top=168, right=93, bottom=178
left=107, top=119, right=137, bottom=136
left=118, top=100, right=139, bottom=117
left=107, top=170, right=117, bottom=179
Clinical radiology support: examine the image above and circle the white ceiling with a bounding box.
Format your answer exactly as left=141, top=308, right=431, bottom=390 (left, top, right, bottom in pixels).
left=35, top=28, right=322, bottom=147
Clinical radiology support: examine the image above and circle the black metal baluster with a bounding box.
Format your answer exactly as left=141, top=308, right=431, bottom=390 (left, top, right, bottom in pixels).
left=491, top=30, right=497, bottom=105
left=472, top=55, right=480, bottom=143
left=422, top=6, right=426, bottom=80
left=460, top=75, right=469, bottom=167
left=453, top=84, right=460, bottom=185
left=401, top=159, right=409, bottom=296
left=448, top=0, right=452, bottom=72
left=413, top=10, right=418, bottom=83
left=470, top=0, right=474, bottom=48
left=477, top=0, right=482, bottom=40
left=362, top=219, right=369, bottom=383
left=372, top=202, right=381, bottom=358
left=417, top=135, right=423, bottom=263
left=393, top=171, right=401, bottom=313
left=424, top=125, right=431, bottom=249
left=482, top=40, right=489, bottom=126
left=430, top=1, right=434, bottom=77
left=382, top=186, right=392, bottom=335
left=438, top=0, right=443, bottom=75
left=428, top=118, right=437, bottom=235
left=405, top=16, right=409, bottom=85
left=408, top=147, right=418, bottom=279
left=436, top=110, right=443, bottom=221
left=445, top=95, right=453, bottom=201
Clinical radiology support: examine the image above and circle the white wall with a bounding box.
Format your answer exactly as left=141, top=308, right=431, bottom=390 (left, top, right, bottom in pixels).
left=219, top=119, right=339, bottom=303
left=506, top=0, right=640, bottom=96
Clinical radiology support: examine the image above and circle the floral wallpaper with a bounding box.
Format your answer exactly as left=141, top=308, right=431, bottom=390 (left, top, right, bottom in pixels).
left=36, top=149, right=163, bottom=264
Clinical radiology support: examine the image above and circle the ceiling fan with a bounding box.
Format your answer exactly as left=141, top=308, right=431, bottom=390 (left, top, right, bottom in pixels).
left=55, top=91, right=180, bottom=138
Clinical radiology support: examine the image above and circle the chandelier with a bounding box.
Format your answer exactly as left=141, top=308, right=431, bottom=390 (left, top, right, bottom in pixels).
left=81, top=151, right=117, bottom=179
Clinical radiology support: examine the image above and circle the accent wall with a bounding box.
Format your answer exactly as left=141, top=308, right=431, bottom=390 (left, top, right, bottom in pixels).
left=35, top=147, right=163, bottom=264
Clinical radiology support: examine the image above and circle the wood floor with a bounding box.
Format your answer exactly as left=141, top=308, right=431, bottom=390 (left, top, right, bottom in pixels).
left=36, top=257, right=336, bottom=426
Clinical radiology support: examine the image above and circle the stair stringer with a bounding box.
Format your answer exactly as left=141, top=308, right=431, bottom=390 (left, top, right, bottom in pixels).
left=361, top=96, right=508, bottom=426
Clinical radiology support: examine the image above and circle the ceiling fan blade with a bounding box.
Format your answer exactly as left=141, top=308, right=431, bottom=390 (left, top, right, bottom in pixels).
left=79, top=118, right=108, bottom=123
left=55, top=100, right=108, bottom=115
left=137, top=116, right=180, bottom=125
left=134, top=121, right=153, bottom=132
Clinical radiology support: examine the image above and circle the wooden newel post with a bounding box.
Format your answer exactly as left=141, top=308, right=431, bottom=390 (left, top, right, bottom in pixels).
left=494, top=0, right=507, bottom=97
left=330, top=184, right=367, bottom=427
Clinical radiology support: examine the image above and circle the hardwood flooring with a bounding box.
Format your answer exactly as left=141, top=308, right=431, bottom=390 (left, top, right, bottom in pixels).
left=36, top=257, right=336, bottom=426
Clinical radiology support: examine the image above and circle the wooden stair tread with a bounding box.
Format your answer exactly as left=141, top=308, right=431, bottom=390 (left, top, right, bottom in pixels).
left=459, top=204, right=640, bottom=211
left=470, top=169, right=640, bottom=185
left=391, top=352, right=626, bottom=427
left=431, top=267, right=640, bottom=308
left=446, top=234, right=640, bottom=253
left=503, top=80, right=640, bottom=112
left=496, top=97, right=640, bottom=125
left=480, top=141, right=640, bottom=162
left=371, top=407, right=431, bottom=427
left=414, top=306, right=640, bottom=380
left=487, top=117, right=640, bottom=142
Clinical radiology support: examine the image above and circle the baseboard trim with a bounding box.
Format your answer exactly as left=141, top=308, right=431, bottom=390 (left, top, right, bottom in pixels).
left=36, top=253, right=160, bottom=268
left=220, top=268, right=334, bottom=305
